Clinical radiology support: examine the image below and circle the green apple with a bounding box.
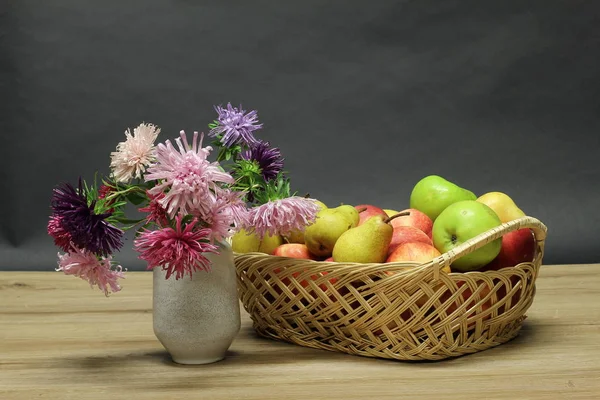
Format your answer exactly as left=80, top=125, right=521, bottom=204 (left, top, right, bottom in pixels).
left=432, top=200, right=502, bottom=272
left=409, top=175, right=477, bottom=221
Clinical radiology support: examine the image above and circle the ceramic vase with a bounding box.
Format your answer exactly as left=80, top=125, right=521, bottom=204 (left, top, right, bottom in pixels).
left=152, top=241, right=241, bottom=365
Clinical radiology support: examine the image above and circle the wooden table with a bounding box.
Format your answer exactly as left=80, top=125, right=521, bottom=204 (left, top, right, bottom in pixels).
left=1, top=266, right=599, bottom=399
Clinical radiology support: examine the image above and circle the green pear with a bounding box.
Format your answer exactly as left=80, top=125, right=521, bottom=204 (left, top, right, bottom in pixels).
left=231, top=229, right=283, bottom=255
left=304, top=205, right=360, bottom=257
left=409, top=175, right=476, bottom=221
left=332, top=214, right=397, bottom=263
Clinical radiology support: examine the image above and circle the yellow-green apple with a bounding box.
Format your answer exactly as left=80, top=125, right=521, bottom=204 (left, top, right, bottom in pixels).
left=389, top=208, right=433, bottom=237
left=388, top=226, right=433, bottom=255
left=481, top=228, right=536, bottom=271
left=476, top=191, right=525, bottom=223
left=386, top=242, right=448, bottom=271
left=273, top=243, right=319, bottom=260
left=432, top=200, right=502, bottom=272
left=410, top=175, right=477, bottom=221
left=231, top=229, right=283, bottom=255
left=354, top=204, right=388, bottom=225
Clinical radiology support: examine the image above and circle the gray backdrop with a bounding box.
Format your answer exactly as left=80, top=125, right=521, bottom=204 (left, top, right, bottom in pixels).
left=1, top=0, right=599, bottom=270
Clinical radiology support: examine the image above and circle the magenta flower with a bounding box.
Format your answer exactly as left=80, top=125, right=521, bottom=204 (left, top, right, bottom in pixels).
left=246, top=196, right=320, bottom=238
left=57, top=247, right=126, bottom=297
left=138, top=191, right=169, bottom=227
left=209, top=103, right=262, bottom=147
left=134, top=215, right=219, bottom=280
left=47, top=216, right=72, bottom=252
left=145, top=131, right=235, bottom=218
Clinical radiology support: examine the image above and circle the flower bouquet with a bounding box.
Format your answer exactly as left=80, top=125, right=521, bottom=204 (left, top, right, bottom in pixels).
left=47, top=103, right=319, bottom=364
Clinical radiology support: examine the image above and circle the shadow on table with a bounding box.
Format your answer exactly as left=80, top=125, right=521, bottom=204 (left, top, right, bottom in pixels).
left=50, top=319, right=550, bottom=391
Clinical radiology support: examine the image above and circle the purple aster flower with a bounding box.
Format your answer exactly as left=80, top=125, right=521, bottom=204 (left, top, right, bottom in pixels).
left=50, top=179, right=124, bottom=257
left=209, top=103, right=262, bottom=147
left=241, top=141, right=284, bottom=181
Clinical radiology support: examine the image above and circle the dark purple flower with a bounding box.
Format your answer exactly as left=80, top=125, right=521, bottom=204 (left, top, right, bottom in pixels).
left=209, top=103, right=262, bottom=147
left=50, top=179, right=123, bottom=257
left=242, top=141, right=284, bottom=181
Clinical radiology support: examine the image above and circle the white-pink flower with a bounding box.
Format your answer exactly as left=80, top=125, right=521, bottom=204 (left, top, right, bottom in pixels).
left=246, top=196, right=319, bottom=239
left=145, top=131, right=235, bottom=218
left=56, top=248, right=126, bottom=296
left=110, top=123, right=160, bottom=183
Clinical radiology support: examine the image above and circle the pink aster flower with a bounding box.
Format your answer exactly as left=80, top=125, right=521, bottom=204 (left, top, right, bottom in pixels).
left=145, top=131, right=235, bottom=218
left=47, top=216, right=72, bottom=252
left=110, top=122, right=160, bottom=183
left=134, top=215, right=219, bottom=280
left=56, top=247, right=126, bottom=297
left=202, top=190, right=250, bottom=241
left=246, top=196, right=319, bottom=239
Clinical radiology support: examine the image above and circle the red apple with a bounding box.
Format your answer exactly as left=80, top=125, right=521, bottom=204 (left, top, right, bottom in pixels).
left=389, top=208, right=433, bottom=237
left=273, top=243, right=319, bottom=260
left=388, top=226, right=433, bottom=255
left=386, top=242, right=442, bottom=264
left=482, top=228, right=536, bottom=271
left=354, top=204, right=388, bottom=226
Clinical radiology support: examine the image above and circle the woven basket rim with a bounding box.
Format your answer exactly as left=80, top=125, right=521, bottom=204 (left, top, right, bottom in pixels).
left=233, top=215, right=547, bottom=278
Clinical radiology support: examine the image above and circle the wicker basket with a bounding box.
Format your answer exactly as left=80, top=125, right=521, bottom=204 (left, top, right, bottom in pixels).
left=234, top=216, right=547, bottom=361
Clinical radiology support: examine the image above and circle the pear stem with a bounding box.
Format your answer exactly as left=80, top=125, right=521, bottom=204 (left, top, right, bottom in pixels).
left=384, top=211, right=410, bottom=224
left=356, top=207, right=368, bottom=213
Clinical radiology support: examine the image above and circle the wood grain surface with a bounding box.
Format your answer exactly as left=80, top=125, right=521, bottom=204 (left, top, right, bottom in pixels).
left=1, top=266, right=599, bottom=400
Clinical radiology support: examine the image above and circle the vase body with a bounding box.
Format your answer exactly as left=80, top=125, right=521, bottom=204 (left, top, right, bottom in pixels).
left=152, top=241, right=241, bottom=365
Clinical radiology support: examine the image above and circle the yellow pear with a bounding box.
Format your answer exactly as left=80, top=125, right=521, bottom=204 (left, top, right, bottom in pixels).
left=304, top=205, right=360, bottom=257
left=282, top=199, right=327, bottom=244
left=383, top=209, right=399, bottom=217
left=476, top=192, right=525, bottom=223
left=231, top=229, right=283, bottom=255
left=332, top=215, right=394, bottom=263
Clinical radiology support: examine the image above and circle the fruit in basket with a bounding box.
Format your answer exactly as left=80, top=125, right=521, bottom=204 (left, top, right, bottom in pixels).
left=355, top=204, right=388, bottom=225
left=231, top=229, right=283, bottom=255
left=388, top=226, right=433, bottom=255
left=282, top=199, right=327, bottom=244
left=386, top=242, right=443, bottom=265
left=389, top=208, right=433, bottom=237
left=304, top=205, right=359, bottom=257
left=273, top=243, right=319, bottom=260
left=384, top=209, right=399, bottom=217
left=332, top=214, right=396, bottom=263
left=476, top=192, right=525, bottom=223
left=432, top=200, right=502, bottom=272
left=481, top=228, right=536, bottom=271
left=409, top=175, right=477, bottom=221
left=284, top=229, right=306, bottom=244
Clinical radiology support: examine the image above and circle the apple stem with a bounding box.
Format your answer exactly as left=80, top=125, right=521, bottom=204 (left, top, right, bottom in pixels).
left=357, top=207, right=368, bottom=213
left=384, top=211, right=410, bottom=224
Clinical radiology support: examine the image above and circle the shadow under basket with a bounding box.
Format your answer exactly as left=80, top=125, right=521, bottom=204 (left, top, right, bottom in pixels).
left=234, top=216, right=548, bottom=361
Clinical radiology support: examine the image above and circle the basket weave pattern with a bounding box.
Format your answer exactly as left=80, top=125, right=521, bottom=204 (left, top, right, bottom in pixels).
left=234, top=216, right=547, bottom=361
